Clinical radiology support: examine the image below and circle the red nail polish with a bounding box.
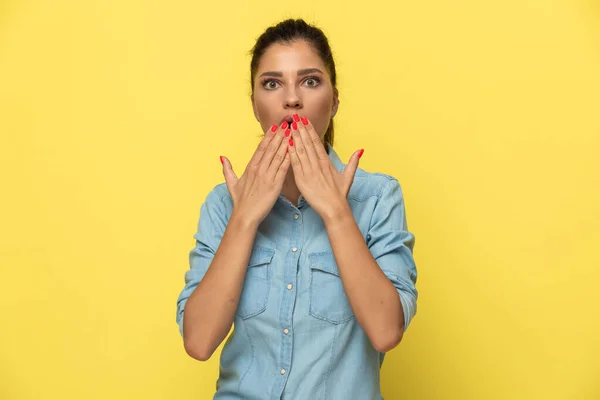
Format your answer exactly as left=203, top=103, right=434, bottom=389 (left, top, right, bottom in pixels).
left=358, top=149, right=364, bottom=159
left=220, top=156, right=224, bottom=164
left=301, top=117, right=308, bottom=125
left=293, top=114, right=300, bottom=122
left=285, top=128, right=291, bottom=137
left=281, top=121, right=288, bottom=130
left=289, top=139, right=294, bottom=146
left=270, top=124, right=277, bottom=132
left=292, top=121, right=298, bottom=130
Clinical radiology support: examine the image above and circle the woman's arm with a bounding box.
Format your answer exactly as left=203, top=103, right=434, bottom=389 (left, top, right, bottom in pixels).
left=181, top=126, right=291, bottom=361
left=323, top=203, right=405, bottom=353
left=285, top=118, right=418, bottom=352
left=182, top=212, right=258, bottom=361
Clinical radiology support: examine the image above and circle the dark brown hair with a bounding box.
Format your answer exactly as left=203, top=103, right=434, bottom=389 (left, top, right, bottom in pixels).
left=250, top=19, right=338, bottom=147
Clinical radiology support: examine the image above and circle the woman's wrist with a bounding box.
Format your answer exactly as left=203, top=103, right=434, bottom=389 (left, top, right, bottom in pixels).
left=229, top=208, right=261, bottom=232
left=321, top=199, right=353, bottom=227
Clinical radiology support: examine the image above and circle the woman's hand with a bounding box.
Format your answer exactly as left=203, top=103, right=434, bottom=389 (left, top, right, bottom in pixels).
left=287, top=114, right=363, bottom=221
left=220, top=123, right=291, bottom=227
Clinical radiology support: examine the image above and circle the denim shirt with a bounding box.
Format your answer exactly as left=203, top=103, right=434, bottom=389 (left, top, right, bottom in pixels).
left=176, top=144, right=418, bottom=400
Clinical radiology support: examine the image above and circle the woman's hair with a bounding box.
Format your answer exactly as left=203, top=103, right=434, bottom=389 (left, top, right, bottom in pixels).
left=250, top=19, right=338, bottom=147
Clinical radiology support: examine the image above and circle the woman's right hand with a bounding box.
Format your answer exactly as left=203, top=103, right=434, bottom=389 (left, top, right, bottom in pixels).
left=220, top=123, right=291, bottom=227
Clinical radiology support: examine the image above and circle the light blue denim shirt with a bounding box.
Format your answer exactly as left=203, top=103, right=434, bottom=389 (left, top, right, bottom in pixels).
left=176, top=144, right=418, bottom=400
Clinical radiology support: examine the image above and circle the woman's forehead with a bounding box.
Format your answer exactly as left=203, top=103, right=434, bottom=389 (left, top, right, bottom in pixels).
left=257, top=41, right=327, bottom=74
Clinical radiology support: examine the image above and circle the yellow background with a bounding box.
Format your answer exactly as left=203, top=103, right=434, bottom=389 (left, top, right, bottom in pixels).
left=1, top=0, right=599, bottom=398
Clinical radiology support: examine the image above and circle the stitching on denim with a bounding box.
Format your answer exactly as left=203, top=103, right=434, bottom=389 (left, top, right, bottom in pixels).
left=323, top=323, right=339, bottom=399
left=237, top=319, right=255, bottom=393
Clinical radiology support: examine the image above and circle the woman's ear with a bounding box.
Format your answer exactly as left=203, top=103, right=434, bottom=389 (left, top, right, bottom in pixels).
left=331, top=88, right=340, bottom=117
left=251, top=94, right=260, bottom=122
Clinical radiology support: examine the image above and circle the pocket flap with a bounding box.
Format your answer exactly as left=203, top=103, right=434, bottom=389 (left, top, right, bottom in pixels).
left=308, top=251, right=340, bottom=277
left=248, top=245, right=275, bottom=267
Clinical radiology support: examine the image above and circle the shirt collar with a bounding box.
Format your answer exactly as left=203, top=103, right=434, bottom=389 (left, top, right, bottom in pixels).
left=326, top=142, right=344, bottom=173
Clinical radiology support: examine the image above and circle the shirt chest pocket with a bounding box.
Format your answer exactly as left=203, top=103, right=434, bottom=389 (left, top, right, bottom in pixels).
left=236, top=245, right=274, bottom=319
left=308, top=251, right=355, bottom=324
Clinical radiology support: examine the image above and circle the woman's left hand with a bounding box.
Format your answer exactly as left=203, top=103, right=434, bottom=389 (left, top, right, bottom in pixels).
left=287, top=114, right=364, bottom=220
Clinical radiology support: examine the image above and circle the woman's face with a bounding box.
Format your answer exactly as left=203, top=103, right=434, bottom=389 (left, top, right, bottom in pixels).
left=251, top=40, right=339, bottom=138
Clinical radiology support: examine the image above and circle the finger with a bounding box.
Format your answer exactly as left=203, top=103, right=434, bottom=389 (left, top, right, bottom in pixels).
left=301, top=116, right=329, bottom=161
left=293, top=115, right=319, bottom=167
left=248, top=123, right=279, bottom=168
left=290, top=115, right=311, bottom=171
left=274, top=151, right=291, bottom=184
left=342, top=149, right=364, bottom=186
left=267, top=127, right=291, bottom=179
left=286, top=136, right=304, bottom=176
left=220, top=155, right=238, bottom=191
left=259, top=122, right=288, bottom=175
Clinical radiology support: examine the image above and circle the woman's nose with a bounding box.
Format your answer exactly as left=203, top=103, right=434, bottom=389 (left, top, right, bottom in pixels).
left=283, top=89, right=302, bottom=109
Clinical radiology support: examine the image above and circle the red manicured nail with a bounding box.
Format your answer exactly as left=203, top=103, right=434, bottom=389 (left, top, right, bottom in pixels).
left=285, top=128, right=291, bottom=137
left=270, top=124, right=277, bottom=132
left=292, top=121, right=298, bottom=130
left=301, top=117, right=308, bottom=125
left=220, top=156, right=224, bottom=165
left=280, top=121, right=288, bottom=130
left=289, top=139, right=294, bottom=146
left=293, top=114, right=300, bottom=122
left=357, top=149, right=364, bottom=159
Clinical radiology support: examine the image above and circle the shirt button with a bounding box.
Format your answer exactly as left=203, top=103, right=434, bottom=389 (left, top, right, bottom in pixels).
left=281, top=369, right=286, bottom=375
left=293, top=214, right=299, bottom=220
left=287, top=283, right=293, bottom=290
left=284, top=328, right=289, bottom=334
left=292, top=247, right=298, bottom=252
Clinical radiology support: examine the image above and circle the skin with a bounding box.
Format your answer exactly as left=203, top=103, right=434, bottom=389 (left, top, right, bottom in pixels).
left=182, top=39, right=404, bottom=362
left=248, top=39, right=406, bottom=350
left=250, top=40, right=339, bottom=205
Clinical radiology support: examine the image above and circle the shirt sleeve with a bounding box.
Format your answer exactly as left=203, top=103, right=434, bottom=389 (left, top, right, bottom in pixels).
left=175, top=187, right=229, bottom=339
left=366, top=178, right=418, bottom=332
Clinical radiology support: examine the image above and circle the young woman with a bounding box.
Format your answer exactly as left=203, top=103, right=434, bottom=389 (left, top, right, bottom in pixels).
left=176, top=18, right=418, bottom=400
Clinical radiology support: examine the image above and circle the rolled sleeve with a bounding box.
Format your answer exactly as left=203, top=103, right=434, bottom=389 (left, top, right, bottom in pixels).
left=367, top=178, right=418, bottom=331
left=175, top=186, right=229, bottom=339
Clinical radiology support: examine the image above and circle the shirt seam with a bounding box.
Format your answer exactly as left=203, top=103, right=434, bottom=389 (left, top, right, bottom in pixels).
left=238, top=318, right=256, bottom=393
left=347, top=176, right=397, bottom=203
left=367, top=178, right=398, bottom=232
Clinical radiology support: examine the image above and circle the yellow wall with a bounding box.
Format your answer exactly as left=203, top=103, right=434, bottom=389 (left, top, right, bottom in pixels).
left=1, top=0, right=598, bottom=399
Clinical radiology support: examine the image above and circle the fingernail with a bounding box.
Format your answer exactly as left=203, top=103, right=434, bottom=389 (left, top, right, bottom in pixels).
left=280, top=121, right=288, bottom=130
left=293, top=114, right=300, bottom=122
left=285, top=128, right=291, bottom=137
left=270, top=124, right=277, bottom=132
left=220, top=156, right=224, bottom=164
left=358, top=149, right=364, bottom=159
left=301, top=117, right=308, bottom=125
left=289, top=139, right=294, bottom=146
left=292, top=121, right=298, bottom=130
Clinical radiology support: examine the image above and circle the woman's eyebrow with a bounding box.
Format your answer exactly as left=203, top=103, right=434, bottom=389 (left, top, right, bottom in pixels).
left=259, top=68, right=324, bottom=78
left=298, top=68, right=323, bottom=76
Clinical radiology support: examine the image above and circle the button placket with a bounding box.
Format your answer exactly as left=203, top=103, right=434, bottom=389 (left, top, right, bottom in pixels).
left=276, top=209, right=300, bottom=390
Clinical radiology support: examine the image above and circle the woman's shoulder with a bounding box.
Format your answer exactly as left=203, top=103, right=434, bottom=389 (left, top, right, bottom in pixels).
left=328, top=144, right=403, bottom=201
left=349, top=166, right=404, bottom=202
left=200, top=182, right=233, bottom=211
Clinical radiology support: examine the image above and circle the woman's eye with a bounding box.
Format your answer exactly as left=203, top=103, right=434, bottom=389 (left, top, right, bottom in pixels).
left=264, top=80, right=279, bottom=89
left=304, top=78, right=320, bottom=87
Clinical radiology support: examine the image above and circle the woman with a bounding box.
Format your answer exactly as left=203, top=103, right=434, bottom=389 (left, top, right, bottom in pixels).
left=176, top=18, right=418, bottom=400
